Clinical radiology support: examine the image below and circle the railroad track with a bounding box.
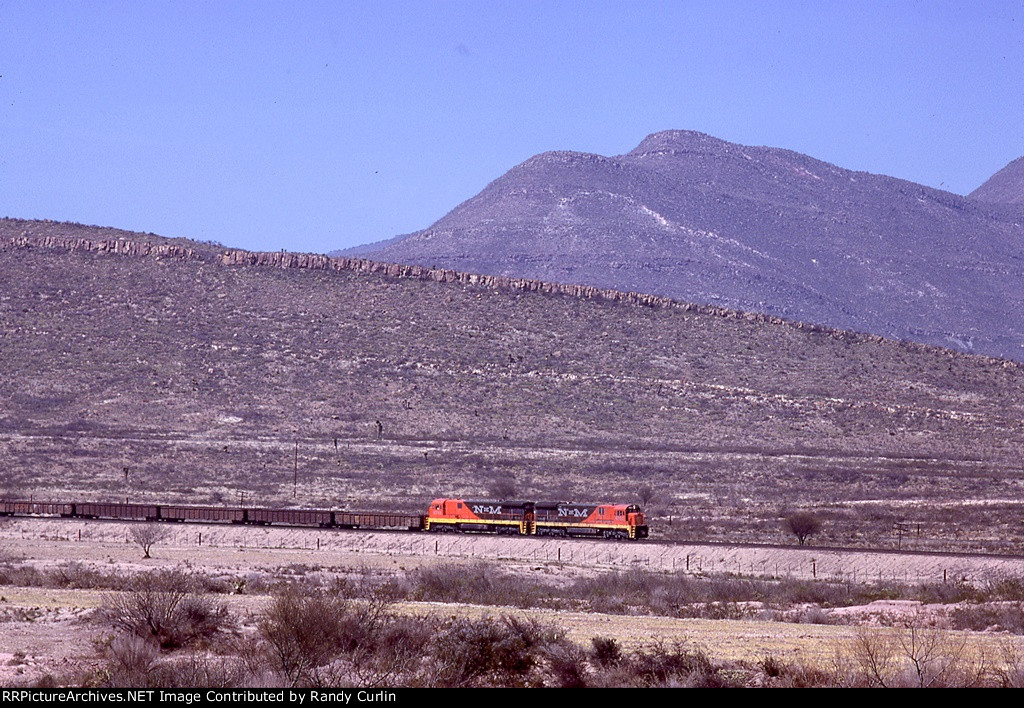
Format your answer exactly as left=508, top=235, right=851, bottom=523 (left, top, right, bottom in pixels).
left=3, top=498, right=1023, bottom=563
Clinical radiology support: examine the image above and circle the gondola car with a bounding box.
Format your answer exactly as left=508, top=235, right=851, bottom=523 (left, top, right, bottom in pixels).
left=159, top=505, right=246, bottom=524
left=334, top=511, right=424, bottom=531
left=0, top=500, right=75, bottom=517
left=75, top=502, right=160, bottom=521
left=247, top=508, right=333, bottom=527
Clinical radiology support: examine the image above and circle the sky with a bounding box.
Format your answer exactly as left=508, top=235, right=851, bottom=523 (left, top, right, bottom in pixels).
left=2, top=0, right=1022, bottom=253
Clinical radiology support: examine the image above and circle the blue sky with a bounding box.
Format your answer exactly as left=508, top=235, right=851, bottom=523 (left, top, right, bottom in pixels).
left=2, top=0, right=1022, bottom=253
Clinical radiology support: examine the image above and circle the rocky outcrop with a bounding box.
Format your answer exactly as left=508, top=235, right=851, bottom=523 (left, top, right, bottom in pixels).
left=10, top=229, right=1018, bottom=371
left=1, top=234, right=203, bottom=260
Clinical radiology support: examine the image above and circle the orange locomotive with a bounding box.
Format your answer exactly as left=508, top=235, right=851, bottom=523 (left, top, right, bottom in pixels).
left=426, top=498, right=648, bottom=540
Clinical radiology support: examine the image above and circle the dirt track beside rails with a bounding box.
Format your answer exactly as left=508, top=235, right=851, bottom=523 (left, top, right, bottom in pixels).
left=4, top=517, right=1024, bottom=586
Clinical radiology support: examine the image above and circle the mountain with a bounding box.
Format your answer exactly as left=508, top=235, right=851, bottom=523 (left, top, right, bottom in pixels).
left=4, top=218, right=1024, bottom=551
left=339, top=131, right=1024, bottom=361
left=970, top=155, right=1024, bottom=206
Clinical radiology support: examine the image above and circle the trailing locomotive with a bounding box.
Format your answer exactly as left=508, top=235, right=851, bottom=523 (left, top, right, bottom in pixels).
left=425, top=499, right=648, bottom=540
left=0, top=497, right=649, bottom=540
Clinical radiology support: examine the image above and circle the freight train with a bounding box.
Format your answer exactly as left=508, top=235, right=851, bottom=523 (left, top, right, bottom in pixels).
left=0, top=497, right=649, bottom=540
left=426, top=499, right=648, bottom=539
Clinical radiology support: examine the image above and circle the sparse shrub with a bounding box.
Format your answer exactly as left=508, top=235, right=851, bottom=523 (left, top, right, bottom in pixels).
left=757, top=654, right=837, bottom=687
left=760, top=653, right=785, bottom=677
left=129, top=524, right=170, bottom=559
left=256, top=584, right=398, bottom=687
left=52, top=561, right=114, bottom=589
left=849, top=617, right=990, bottom=688
left=428, top=615, right=565, bottom=687
left=105, top=570, right=229, bottom=650
left=627, top=642, right=737, bottom=687
left=103, top=634, right=159, bottom=688
left=590, top=636, right=623, bottom=668
left=797, top=607, right=832, bottom=625
left=487, top=475, right=517, bottom=500
left=950, top=603, right=1024, bottom=634
left=409, top=562, right=544, bottom=608
left=543, top=642, right=591, bottom=688
left=785, top=512, right=822, bottom=545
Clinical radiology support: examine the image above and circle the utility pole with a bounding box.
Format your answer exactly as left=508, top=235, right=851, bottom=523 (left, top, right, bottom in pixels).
left=293, top=440, right=298, bottom=498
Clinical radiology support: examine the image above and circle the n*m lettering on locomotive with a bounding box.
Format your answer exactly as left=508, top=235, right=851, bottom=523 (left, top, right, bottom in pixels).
left=558, top=507, right=591, bottom=518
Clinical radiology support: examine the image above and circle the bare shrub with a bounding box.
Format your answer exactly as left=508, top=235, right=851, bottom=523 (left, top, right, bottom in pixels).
left=151, top=653, right=245, bottom=689
left=256, top=584, right=399, bottom=687
left=427, top=615, right=565, bottom=688
left=105, top=570, right=229, bottom=650
left=258, top=587, right=350, bottom=686
left=785, top=512, right=821, bottom=545
left=103, top=634, right=159, bottom=687
left=992, top=638, right=1024, bottom=688
left=633, top=642, right=732, bottom=687
left=590, top=636, right=623, bottom=668
left=850, top=616, right=991, bottom=688
left=129, top=524, right=170, bottom=559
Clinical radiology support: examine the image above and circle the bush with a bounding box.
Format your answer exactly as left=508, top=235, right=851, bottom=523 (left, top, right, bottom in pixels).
left=105, top=570, right=229, bottom=650
left=256, top=584, right=400, bottom=687
left=627, top=642, right=736, bottom=687
left=785, top=512, right=822, bottom=545
left=428, top=615, right=565, bottom=687
left=590, top=636, right=623, bottom=667
left=102, top=634, right=159, bottom=688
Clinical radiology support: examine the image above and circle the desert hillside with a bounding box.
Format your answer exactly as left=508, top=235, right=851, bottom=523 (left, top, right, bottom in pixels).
left=3, top=218, right=1024, bottom=551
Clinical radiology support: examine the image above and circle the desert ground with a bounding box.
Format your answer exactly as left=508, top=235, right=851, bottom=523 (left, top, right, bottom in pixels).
left=2, top=517, right=1024, bottom=686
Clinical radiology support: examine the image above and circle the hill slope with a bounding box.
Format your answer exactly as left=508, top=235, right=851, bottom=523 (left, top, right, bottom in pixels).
left=970, top=155, right=1024, bottom=206
left=343, top=131, right=1024, bottom=361
left=4, top=218, right=1024, bottom=551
